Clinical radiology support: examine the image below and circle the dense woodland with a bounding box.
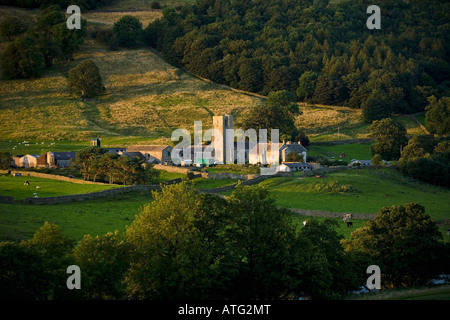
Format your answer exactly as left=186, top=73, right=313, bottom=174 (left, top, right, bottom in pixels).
left=0, top=5, right=86, bottom=78
left=2, top=0, right=449, bottom=116
left=146, top=0, right=449, bottom=113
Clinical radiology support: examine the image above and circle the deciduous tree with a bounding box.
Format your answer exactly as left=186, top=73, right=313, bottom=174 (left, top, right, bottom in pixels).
left=425, top=96, right=450, bottom=135
left=342, top=203, right=445, bottom=287
left=68, top=60, right=104, bottom=98
left=369, top=118, right=408, bottom=160
left=112, top=15, right=144, bottom=48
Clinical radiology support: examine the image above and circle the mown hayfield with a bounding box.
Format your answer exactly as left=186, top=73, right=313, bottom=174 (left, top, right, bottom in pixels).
left=297, top=104, right=427, bottom=142
left=296, top=104, right=367, bottom=141
left=83, top=10, right=162, bottom=26
left=98, top=0, right=196, bottom=11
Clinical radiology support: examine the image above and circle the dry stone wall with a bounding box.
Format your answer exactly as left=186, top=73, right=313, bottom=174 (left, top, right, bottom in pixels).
left=289, top=208, right=376, bottom=220
left=1, top=170, right=109, bottom=185
left=23, top=185, right=160, bottom=204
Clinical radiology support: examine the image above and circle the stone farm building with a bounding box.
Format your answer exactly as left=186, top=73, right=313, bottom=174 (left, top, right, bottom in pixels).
left=37, top=152, right=77, bottom=168
left=12, top=152, right=76, bottom=168
left=126, top=145, right=173, bottom=165
left=11, top=154, right=40, bottom=168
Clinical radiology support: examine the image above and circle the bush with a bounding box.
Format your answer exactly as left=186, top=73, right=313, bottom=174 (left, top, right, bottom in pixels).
left=318, top=158, right=348, bottom=166
left=151, top=1, right=161, bottom=9
left=112, top=15, right=144, bottom=48
left=371, top=154, right=382, bottom=166
left=310, top=181, right=354, bottom=193
left=0, top=16, right=26, bottom=41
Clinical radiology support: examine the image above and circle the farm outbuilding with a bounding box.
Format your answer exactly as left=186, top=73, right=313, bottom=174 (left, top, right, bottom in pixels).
left=277, top=162, right=312, bottom=172
left=36, top=151, right=76, bottom=168
left=13, top=154, right=40, bottom=168
left=126, top=145, right=173, bottom=165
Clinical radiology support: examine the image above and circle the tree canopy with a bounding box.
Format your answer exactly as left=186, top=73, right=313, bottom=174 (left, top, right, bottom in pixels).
left=425, top=96, right=450, bottom=136
left=369, top=118, right=408, bottom=161
left=112, top=15, right=144, bottom=48
left=68, top=60, right=104, bottom=98
left=1, top=5, right=86, bottom=79
left=342, top=203, right=446, bottom=287
left=145, top=0, right=449, bottom=114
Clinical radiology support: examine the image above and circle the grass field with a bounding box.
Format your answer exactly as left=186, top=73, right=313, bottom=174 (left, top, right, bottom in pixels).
left=415, top=113, right=427, bottom=127
left=221, top=168, right=450, bottom=221
left=0, top=174, right=237, bottom=242
left=207, top=164, right=260, bottom=175
left=1, top=169, right=448, bottom=243
left=192, top=178, right=237, bottom=189
left=346, top=285, right=450, bottom=300
left=0, top=175, right=120, bottom=200
left=307, top=143, right=373, bottom=161
left=0, top=191, right=152, bottom=242
left=291, top=214, right=369, bottom=240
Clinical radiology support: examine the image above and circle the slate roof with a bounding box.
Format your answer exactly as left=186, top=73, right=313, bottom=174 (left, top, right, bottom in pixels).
left=53, top=152, right=76, bottom=160
left=127, top=145, right=172, bottom=152
left=120, top=152, right=145, bottom=159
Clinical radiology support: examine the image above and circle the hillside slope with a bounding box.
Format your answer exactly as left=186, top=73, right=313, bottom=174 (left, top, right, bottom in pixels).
left=0, top=6, right=426, bottom=153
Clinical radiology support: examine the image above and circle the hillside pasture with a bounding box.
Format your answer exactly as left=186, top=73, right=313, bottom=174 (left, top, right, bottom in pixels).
left=0, top=38, right=263, bottom=144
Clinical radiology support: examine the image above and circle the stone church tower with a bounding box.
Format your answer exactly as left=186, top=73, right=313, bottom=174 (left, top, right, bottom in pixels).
left=212, top=114, right=233, bottom=164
